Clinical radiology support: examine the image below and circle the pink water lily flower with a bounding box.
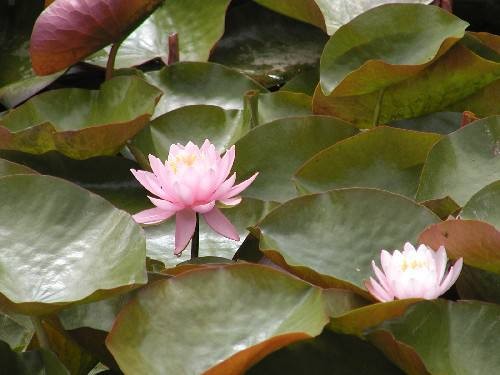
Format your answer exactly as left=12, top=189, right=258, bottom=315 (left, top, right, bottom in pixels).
left=131, top=140, right=258, bottom=255
left=365, top=243, right=463, bottom=302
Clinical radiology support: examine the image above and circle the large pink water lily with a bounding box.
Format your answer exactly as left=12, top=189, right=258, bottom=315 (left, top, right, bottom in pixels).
left=131, top=140, right=258, bottom=255
left=365, top=242, right=463, bottom=302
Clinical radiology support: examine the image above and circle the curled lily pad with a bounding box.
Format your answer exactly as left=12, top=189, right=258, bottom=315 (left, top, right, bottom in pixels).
left=106, top=264, right=330, bottom=375
left=0, top=76, right=161, bottom=159
left=87, top=0, right=232, bottom=67
left=461, top=180, right=500, bottom=227
left=30, top=0, right=163, bottom=75
left=0, top=174, right=147, bottom=315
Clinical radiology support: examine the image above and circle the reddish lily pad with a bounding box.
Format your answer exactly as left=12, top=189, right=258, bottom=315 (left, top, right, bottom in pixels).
left=0, top=76, right=161, bottom=159
left=30, top=0, right=163, bottom=75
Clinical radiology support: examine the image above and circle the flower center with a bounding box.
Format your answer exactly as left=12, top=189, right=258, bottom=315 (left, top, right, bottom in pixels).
left=400, top=259, right=427, bottom=272
left=169, top=153, right=198, bottom=173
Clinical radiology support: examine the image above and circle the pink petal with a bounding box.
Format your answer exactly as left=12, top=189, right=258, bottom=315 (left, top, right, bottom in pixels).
left=372, top=261, right=394, bottom=299
left=432, top=246, right=448, bottom=284
left=219, top=196, right=242, bottom=206
left=215, top=146, right=235, bottom=186
left=221, top=172, right=258, bottom=199
left=193, top=201, right=215, bottom=213
left=174, top=210, right=197, bottom=255
left=133, top=207, right=175, bottom=225
left=131, top=169, right=164, bottom=198
left=173, top=181, right=195, bottom=206
left=438, top=258, right=463, bottom=295
left=148, top=196, right=182, bottom=212
left=210, top=173, right=236, bottom=200
left=202, top=207, right=239, bottom=241
left=365, top=278, right=393, bottom=302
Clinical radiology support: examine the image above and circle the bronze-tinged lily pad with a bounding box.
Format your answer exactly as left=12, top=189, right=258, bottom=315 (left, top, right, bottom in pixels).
left=30, top=0, right=163, bottom=75
left=0, top=76, right=161, bottom=159
left=106, top=264, right=330, bottom=375
left=0, top=174, right=147, bottom=315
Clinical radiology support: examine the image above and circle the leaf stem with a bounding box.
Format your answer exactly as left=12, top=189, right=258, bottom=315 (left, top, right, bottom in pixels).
left=31, top=316, right=50, bottom=351
left=191, top=213, right=199, bottom=259
left=372, top=88, right=385, bottom=127
left=105, top=41, right=122, bottom=81
left=167, top=32, right=179, bottom=65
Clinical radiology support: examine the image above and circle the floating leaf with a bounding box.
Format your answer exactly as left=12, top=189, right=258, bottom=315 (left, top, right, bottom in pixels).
left=0, top=76, right=161, bottom=159
left=233, top=116, right=358, bottom=202
left=0, top=158, right=37, bottom=177
left=210, top=2, right=328, bottom=88
left=461, top=180, right=500, bottom=227
left=30, top=0, right=163, bottom=75
left=416, top=116, right=500, bottom=206
left=319, top=4, right=467, bottom=96
left=294, top=127, right=441, bottom=198
left=131, top=105, right=249, bottom=164
left=455, top=265, right=500, bottom=304
left=253, top=189, right=439, bottom=293
left=87, top=0, right=231, bottom=67
left=0, top=175, right=147, bottom=315
left=145, top=198, right=277, bottom=267
left=390, top=112, right=461, bottom=134
left=368, top=300, right=500, bottom=375
left=0, top=313, right=33, bottom=351
left=418, top=219, right=500, bottom=273
left=0, top=340, right=69, bottom=375
left=281, top=68, right=319, bottom=96
left=145, top=62, right=265, bottom=117
left=106, top=264, right=330, bottom=375
left=248, top=330, right=404, bottom=375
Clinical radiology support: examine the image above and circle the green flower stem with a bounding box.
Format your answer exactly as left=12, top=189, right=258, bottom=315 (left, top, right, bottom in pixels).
left=191, top=213, right=200, bottom=259
left=31, top=316, right=51, bottom=351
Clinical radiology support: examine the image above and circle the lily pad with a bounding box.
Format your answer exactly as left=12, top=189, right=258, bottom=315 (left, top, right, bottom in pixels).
left=210, top=1, right=328, bottom=88
left=0, top=340, right=69, bottom=375
left=131, top=105, right=249, bottom=165
left=87, top=0, right=231, bottom=67
left=144, top=198, right=278, bottom=268
left=416, top=116, right=500, bottom=206
left=0, top=174, right=147, bottom=315
left=0, top=76, right=161, bottom=159
left=233, top=116, right=359, bottom=202
left=0, top=151, right=148, bottom=214
left=281, top=68, right=319, bottom=96
left=319, top=4, right=467, bottom=96
left=248, top=330, right=404, bottom=375
left=144, top=62, right=265, bottom=117
left=461, top=180, right=500, bottom=227
left=294, top=127, right=441, bottom=198
left=368, top=300, right=500, bottom=375
left=252, top=189, right=439, bottom=293
left=455, top=265, right=500, bottom=304
left=390, top=112, right=461, bottom=134
left=418, top=219, right=500, bottom=273
left=106, top=264, right=330, bottom=375
left=0, top=158, right=37, bottom=177
left=30, top=0, right=163, bottom=75
left=0, top=313, right=33, bottom=351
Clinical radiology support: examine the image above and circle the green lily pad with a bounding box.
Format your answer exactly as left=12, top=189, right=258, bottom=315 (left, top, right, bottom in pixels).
left=0, top=76, right=162, bottom=159
left=253, top=189, right=439, bottom=292
left=0, top=151, right=148, bottom=214
left=280, top=68, right=319, bottom=96
left=315, top=41, right=500, bottom=127
left=144, top=62, right=265, bottom=117
left=294, top=127, right=441, bottom=198
left=455, top=265, right=500, bottom=304
left=390, top=112, right=461, bottom=134
left=368, top=300, right=500, bottom=375
left=418, top=219, right=500, bottom=273
left=247, top=330, right=404, bottom=375
left=0, top=158, right=37, bottom=177
left=210, top=1, right=328, bottom=88
left=0, top=340, right=69, bottom=375
left=87, top=0, right=231, bottom=67
left=247, top=91, right=312, bottom=127
left=0, top=174, right=147, bottom=315
left=131, top=104, right=249, bottom=165
left=106, top=264, right=330, bottom=375
left=0, top=313, right=33, bottom=351
left=30, top=0, right=163, bottom=75
left=233, top=116, right=359, bottom=202
left=144, top=198, right=278, bottom=268
left=319, top=4, right=467, bottom=96
left=461, top=180, right=500, bottom=227
left=416, top=116, right=500, bottom=206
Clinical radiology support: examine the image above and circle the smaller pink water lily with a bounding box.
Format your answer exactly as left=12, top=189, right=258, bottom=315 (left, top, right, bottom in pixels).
left=131, top=140, right=258, bottom=255
left=365, top=243, right=463, bottom=302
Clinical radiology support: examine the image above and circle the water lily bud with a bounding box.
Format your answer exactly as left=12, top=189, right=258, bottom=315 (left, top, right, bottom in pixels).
left=365, top=242, right=463, bottom=302
left=131, top=140, right=258, bottom=255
